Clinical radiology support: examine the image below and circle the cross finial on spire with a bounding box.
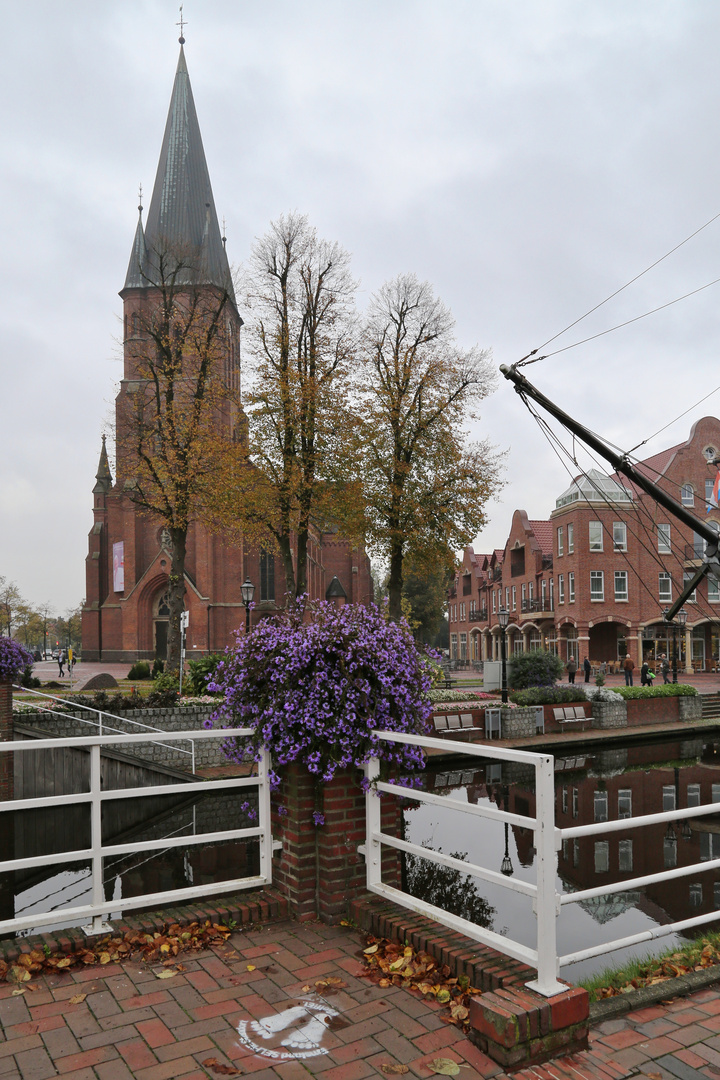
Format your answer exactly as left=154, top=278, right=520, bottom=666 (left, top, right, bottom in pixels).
left=177, top=4, right=187, bottom=44
left=138, top=182, right=143, bottom=214
left=222, top=216, right=227, bottom=248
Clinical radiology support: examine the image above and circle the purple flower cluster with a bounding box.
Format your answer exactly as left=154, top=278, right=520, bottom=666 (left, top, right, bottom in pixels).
left=207, top=602, right=434, bottom=783
left=0, top=639, right=34, bottom=683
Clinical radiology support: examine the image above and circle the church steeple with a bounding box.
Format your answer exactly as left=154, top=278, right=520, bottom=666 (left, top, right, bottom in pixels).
left=93, top=435, right=113, bottom=495
left=122, top=45, right=233, bottom=298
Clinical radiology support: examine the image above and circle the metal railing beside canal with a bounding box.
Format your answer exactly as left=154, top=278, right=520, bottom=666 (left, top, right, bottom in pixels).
left=364, top=730, right=720, bottom=998
left=0, top=727, right=272, bottom=937
left=364, top=732, right=566, bottom=997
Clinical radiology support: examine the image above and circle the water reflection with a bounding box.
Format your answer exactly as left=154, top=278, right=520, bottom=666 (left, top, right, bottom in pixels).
left=403, top=735, right=720, bottom=980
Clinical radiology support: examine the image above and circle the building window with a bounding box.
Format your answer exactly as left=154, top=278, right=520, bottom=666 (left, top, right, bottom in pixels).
left=567, top=523, right=574, bottom=553
left=492, top=592, right=496, bottom=613
left=568, top=572, right=575, bottom=602
left=505, top=587, right=510, bottom=609
left=589, top=521, right=603, bottom=551
left=681, top=483, right=695, bottom=507
left=707, top=478, right=716, bottom=505
left=528, top=582, right=533, bottom=602
left=541, top=580, right=547, bottom=608
left=594, top=841, right=609, bottom=874
left=521, top=583, right=526, bottom=604
left=613, top=522, right=627, bottom=551
left=664, top=836, right=677, bottom=868
left=590, top=571, right=604, bottom=601
left=260, top=548, right=275, bottom=601
left=558, top=575, right=565, bottom=604
left=618, top=790, right=632, bottom=819
left=687, top=783, right=701, bottom=807
left=450, top=633, right=457, bottom=658
left=614, top=571, right=628, bottom=602
left=683, top=570, right=698, bottom=603
left=572, top=788, right=578, bottom=818
left=512, top=586, right=516, bottom=611
left=594, top=791, right=608, bottom=823
left=690, top=883, right=703, bottom=908
left=659, top=572, right=672, bottom=603
left=663, top=785, right=676, bottom=812
left=562, top=787, right=568, bottom=814
left=550, top=579, right=554, bottom=607
left=459, top=632, right=467, bottom=660
left=710, top=575, right=720, bottom=603
left=557, top=527, right=564, bottom=556
left=658, top=523, right=671, bottom=553
left=618, top=839, right=633, bottom=873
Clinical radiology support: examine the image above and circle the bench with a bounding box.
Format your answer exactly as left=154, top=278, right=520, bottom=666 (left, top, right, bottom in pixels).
left=552, top=706, right=592, bottom=730
left=433, top=713, right=476, bottom=734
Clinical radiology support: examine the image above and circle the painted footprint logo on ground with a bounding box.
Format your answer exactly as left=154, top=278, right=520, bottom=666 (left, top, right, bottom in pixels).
left=237, top=999, right=340, bottom=1060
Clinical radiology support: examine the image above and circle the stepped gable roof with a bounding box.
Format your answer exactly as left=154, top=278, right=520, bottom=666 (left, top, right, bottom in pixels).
left=123, top=46, right=235, bottom=301
left=528, top=520, right=553, bottom=556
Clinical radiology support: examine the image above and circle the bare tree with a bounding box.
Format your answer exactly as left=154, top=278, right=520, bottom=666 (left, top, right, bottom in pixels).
left=117, top=244, right=239, bottom=670
left=208, top=214, right=358, bottom=599
left=355, top=274, right=503, bottom=620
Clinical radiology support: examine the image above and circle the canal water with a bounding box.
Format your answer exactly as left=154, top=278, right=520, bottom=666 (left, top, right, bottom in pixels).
left=403, top=733, right=720, bottom=982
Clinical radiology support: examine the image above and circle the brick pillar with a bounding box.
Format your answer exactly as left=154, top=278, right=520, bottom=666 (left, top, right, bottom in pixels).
left=272, top=764, right=400, bottom=923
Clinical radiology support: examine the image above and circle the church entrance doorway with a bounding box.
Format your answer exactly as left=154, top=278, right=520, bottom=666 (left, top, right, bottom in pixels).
left=154, top=588, right=170, bottom=661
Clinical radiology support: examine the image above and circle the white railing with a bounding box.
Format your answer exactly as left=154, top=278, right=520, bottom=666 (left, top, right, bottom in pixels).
left=364, top=731, right=566, bottom=997
left=0, top=728, right=272, bottom=936
left=558, top=802, right=720, bottom=966
left=13, top=686, right=197, bottom=770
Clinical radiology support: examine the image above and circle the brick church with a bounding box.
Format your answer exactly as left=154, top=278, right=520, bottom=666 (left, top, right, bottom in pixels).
left=82, top=45, right=372, bottom=663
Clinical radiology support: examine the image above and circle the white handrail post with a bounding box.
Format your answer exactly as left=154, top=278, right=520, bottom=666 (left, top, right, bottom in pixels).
left=90, top=744, right=105, bottom=934
left=258, top=748, right=272, bottom=885
left=364, top=757, right=382, bottom=892
left=527, top=754, right=565, bottom=997
left=99, top=711, right=103, bottom=737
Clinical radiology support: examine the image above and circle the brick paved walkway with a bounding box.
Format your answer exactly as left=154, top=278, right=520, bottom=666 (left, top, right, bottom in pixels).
left=1, top=918, right=720, bottom=1078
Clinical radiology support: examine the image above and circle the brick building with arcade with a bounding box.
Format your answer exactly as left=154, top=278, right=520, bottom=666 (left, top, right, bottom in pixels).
left=449, top=416, right=720, bottom=673
left=82, top=46, right=371, bottom=663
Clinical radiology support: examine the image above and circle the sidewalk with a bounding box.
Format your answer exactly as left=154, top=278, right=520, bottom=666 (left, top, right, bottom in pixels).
left=1, top=917, right=719, bottom=1079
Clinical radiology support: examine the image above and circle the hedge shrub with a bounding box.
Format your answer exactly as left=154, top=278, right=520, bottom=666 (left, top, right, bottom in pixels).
left=128, top=660, right=151, bottom=680
left=507, top=650, right=564, bottom=689
left=613, top=683, right=698, bottom=700
left=510, top=685, right=588, bottom=706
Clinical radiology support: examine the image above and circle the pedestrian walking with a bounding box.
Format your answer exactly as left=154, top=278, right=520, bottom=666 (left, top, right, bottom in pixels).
left=661, top=654, right=670, bottom=684
left=567, top=657, right=577, bottom=684
left=57, top=651, right=65, bottom=677
left=583, top=656, right=591, bottom=683
left=624, top=655, right=634, bottom=686
left=641, top=660, right=650, bottom=686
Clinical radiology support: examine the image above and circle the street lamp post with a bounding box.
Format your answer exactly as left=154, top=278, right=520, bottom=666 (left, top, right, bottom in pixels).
left=663, top=606, right=688, bottom=684
left=241, top=578, right=255, bottom=635
left=498, top=606, right=509, bottom=705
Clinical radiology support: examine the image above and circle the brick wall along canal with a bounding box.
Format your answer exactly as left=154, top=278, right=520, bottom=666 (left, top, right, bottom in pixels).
left=403, top=734, right=720, bottom=982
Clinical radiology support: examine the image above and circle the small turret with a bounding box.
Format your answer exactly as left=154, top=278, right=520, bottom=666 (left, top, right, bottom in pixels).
left=93, top=435, right=113, bottom=495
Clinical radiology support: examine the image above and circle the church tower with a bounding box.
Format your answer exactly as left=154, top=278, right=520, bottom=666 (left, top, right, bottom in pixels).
left=82, top=43, right=246, bottom=662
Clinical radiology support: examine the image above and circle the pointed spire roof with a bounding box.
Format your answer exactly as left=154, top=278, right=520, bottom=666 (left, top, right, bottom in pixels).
left=124, top=204, right=148, bottom=289
left=93, top=435, right=113, bottom=494
left=122, top=46, right=234, bottom=299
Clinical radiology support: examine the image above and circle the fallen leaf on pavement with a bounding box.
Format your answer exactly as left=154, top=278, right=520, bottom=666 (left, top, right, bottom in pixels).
left=246, top=964, right=256, bottom=972
left=429, top=1059, right=462, bottom=1076
left=68, top=994, right=87, bottom=1004
left=155, top=969, right=175, bottom=979
left=202, top=1058, right=240, bottom=1076
left=10, top=989, right=25, bottom=996
left=379, top=1066, right=410, bottom=1075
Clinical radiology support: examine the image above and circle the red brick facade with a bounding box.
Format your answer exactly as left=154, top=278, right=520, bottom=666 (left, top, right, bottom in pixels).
left=449, top=417, right=720, bottom=672
left=81, top=50, right=372, bottom=663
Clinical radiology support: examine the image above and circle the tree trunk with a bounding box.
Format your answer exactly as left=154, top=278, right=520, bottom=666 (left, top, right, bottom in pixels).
left=278, top=533, right=296, bottom=601
left=166, top=527, right=187, bottom=672
left=387, top=535, right=404, bottom=622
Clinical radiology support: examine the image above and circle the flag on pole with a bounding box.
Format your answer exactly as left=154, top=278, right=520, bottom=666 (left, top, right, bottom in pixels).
left=708, top=469, right=720, bottom=513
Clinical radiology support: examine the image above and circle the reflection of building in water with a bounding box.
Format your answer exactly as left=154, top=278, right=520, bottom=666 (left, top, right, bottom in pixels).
left=503, top=737, right=720, bottom=930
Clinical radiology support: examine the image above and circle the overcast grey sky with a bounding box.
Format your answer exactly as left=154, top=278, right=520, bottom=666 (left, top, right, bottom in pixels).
left=2, top=1, right=720, bottom=614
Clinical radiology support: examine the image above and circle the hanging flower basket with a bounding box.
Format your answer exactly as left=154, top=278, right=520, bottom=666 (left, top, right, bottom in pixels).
left=207, top=601, right=435, bottom=795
